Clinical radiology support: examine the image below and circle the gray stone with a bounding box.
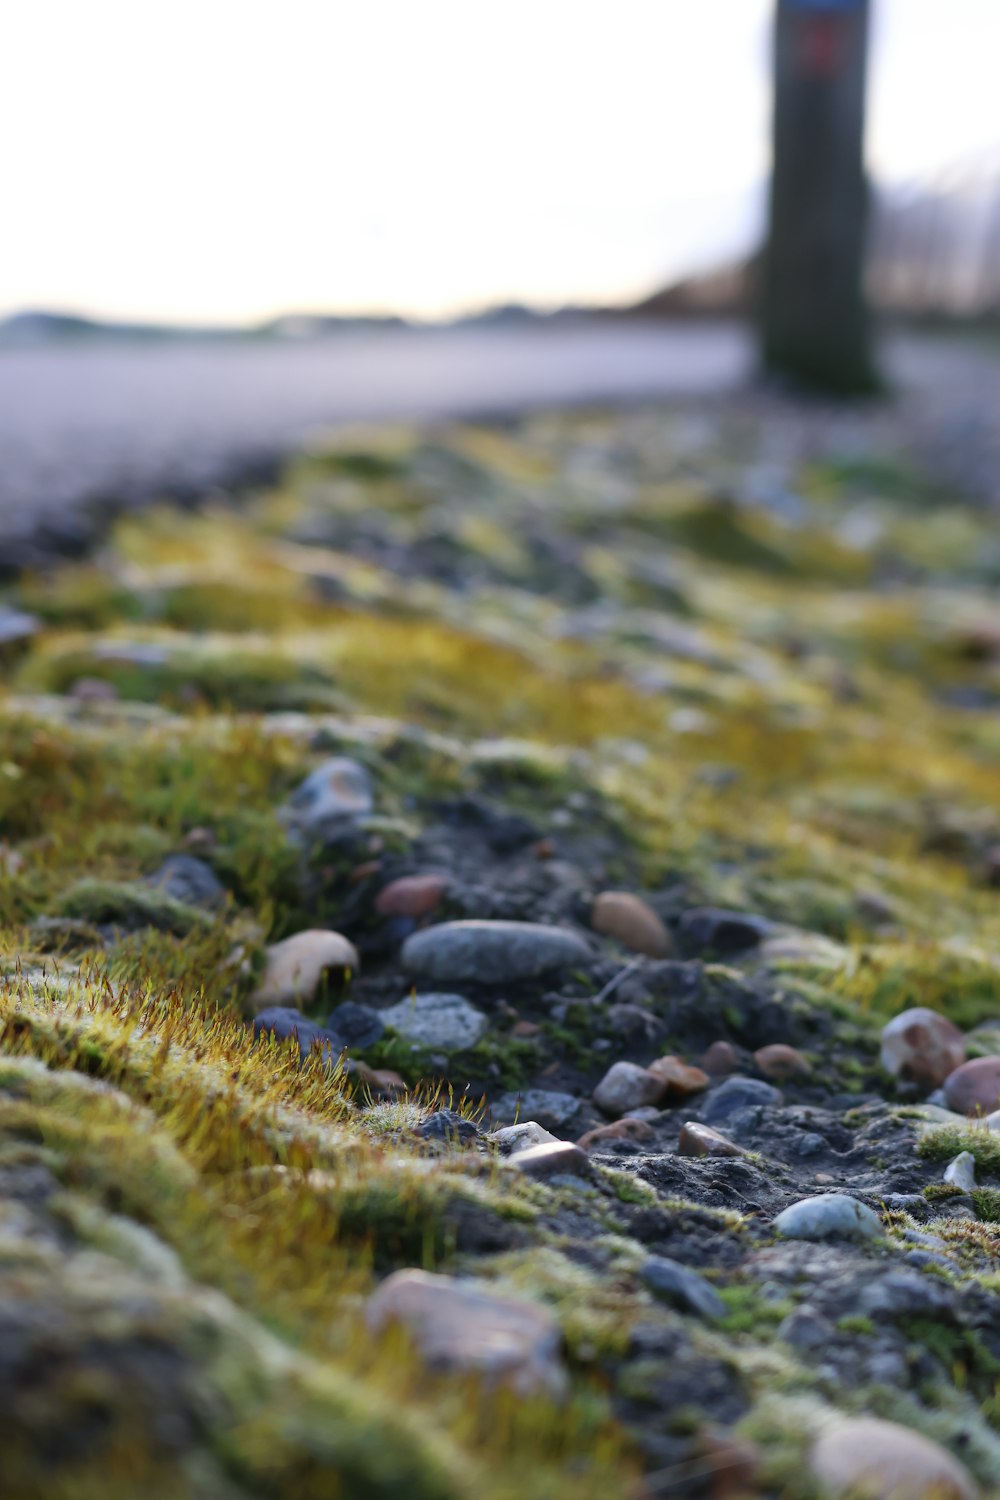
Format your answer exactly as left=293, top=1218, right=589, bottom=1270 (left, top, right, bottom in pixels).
left=145, top=854, right=225, bottom=910
left=381, top=992, right=487, bottom=1051
left=401, top=920, right=591, bottom=984
left=641, top=1256, right=725, bottom=1320
left=860, top=1270, right=955, bottom=1321
left=287, top=756, right=374, bottom=827
left=777, top=1305, right=834, bottom=1351
left=252, top=1008, right=342, bottom=1057
left=943, top=1150, right=976, bottom=1192
left=773, top=1193, right=882, bottom=1242
left=592, top=1061, right=663, bottom=1118
left=676, top=907, right=773, bottom=956
left=503, top=1142, right=591, bottom=1180
left=326, top=1001, right=385, bottom=1049
left=489, top=1122, right=560, bottom=1157
left=701, top=1076, right=783, bottom=1124
left=491, top=1090, right=582, bottom=1133
left=366, top=1269, right=566, bottom=1397
left=0, top=608, right=39, bottom=648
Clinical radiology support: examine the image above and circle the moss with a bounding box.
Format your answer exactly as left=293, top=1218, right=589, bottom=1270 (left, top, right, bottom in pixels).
left=918, top=1125, right=1000, bottom=1176
left=836, top=1314, right=875, bottom=1335
left=56, top=878, right=212, bottom=937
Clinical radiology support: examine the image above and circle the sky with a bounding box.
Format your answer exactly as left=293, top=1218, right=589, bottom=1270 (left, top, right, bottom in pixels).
left=4, top=0, right=1000, bottom=324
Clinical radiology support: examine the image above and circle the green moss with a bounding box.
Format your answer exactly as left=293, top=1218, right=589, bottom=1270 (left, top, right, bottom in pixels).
left=56, top=878, right=212, bottom=937
left=918, top=1126, right=1000, bottom=1176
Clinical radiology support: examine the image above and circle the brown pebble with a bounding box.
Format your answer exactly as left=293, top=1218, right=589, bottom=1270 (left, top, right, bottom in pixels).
left=533, top=838, right=556, bottom=859
left=504, top=1141, right=592, bottom=1179
left=577, top=1119, right=655, bottom=1149
left=375, top=873, right=449, bottom=919
left=512, top=1020, right=542, bottom=1039
left=349, top=859, right=382, bottom=883
left=592, top=891, right=673, bottom=959
left=347, top=1059, right=407, bottom=1098
left=944, top=1056, right=1000, bottom=1117
left=647, top=1054, right=710, bottom=1100
left=701, top=1040, right=739, bottom=1077
left=754, top=1044, right=812, bottom=1081
left=678, top=1122, right=746, bottom=1159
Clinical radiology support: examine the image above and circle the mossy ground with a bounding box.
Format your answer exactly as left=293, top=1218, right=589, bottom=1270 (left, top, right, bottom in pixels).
left=4, top=404, right=1000, bottom=1495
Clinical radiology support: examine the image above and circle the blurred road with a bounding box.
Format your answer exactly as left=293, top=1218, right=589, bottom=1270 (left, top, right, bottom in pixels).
left=1, top=318, right=998, bottom=561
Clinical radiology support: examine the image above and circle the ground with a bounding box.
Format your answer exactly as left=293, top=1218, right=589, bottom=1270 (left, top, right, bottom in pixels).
left=3, top=393, right=1000, bottom=1497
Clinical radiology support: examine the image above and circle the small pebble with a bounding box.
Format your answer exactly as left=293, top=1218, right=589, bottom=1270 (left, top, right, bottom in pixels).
left=773, top=1193, right=881, bottom=1242
left=250, top=930, right=360, bottom=1011
left=402, top=920, right=591, bottom=984
left=489, top=1122, right=560, bottom=1157
left=678, top=1121, right=747, bottom=1158
left=577, top=1118, right=654, bottom=1149
left=381, top=992, right=487, bottom=1051
left=944, top=1056, right=1000, bottom=1116
left=641, top=1256, right=725, bottom=1320
left=375, top=873, right=449, bottom=919
left=647, top=1054, right=709, bottom=1100
left=591, top=891, right=672, bottom=958
left=943, top=1150, right=976, bottom=1192
left=701, top=1040, right=739, bottom=1076
left=366, top=1269, right=567, bottom=1397
left=503, top=1141, right=592, bottom=1180
left=287, top=756, right=374, bottom=827
left=593, top=1061, right=664, bottom=1117
left=754, top=1043, right=811, bottom=1080
left=880, top=1007, right=966, bottom=1088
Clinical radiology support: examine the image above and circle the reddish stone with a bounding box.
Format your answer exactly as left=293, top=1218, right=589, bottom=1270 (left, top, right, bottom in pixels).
left=678, top=1121, right=746, bottom=1159
left=701, top=1040, right=739, bottom=1077
left=754, top=1044, right=812, bottom=1081
left=592, top=891, right=673, bottom=959
left=944, top=1056, right=1000, bottom=1117
left=880, top=1007, right=966, bottom=1088
left=533, top=838, right=556, bottom=860
left=576, top=1118, right=655, bottom=1149
left=375, top=874, right=449, bottom=919
left=512, top=1020, right=542, bottom=1039
left=647, top=1054, right=710, bottom=1100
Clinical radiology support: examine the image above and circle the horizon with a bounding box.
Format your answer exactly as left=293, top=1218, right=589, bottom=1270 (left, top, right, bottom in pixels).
left=6, top=0, right=1000, bottom=328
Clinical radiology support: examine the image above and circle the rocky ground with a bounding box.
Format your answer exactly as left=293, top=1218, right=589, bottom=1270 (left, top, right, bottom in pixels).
left=3, top=399, right=1000, bottom=1497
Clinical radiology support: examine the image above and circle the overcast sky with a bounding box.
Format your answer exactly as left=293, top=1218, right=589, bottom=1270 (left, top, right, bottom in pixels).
left=4, top=0, right=999, bottom=323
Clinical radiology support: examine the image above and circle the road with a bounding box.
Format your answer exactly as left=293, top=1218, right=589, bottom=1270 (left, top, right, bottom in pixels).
left=1, top=319, right=997, bottom=563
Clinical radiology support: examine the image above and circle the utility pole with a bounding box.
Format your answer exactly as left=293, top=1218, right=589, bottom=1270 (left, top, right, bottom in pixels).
left=761, top=0, right=878, bottom=392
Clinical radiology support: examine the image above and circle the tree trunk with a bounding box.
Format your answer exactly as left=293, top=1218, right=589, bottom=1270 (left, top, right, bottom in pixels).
left=761, top=0, right=878, bottom=393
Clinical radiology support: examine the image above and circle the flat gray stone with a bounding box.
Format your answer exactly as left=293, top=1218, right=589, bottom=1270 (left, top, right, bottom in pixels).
left=773, top=1193, right=881, bottom=1242
left=641, top=1256, right=725, bottom=1320
left=401, top=920, right=591, bottom=984
left=382, top=991, right=487, bottom=1051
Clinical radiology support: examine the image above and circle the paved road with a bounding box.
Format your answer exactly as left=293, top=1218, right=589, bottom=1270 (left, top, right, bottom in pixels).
left=0, top=321, right=751, bottom=551
left=1, top=318, right=998, bottom=563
